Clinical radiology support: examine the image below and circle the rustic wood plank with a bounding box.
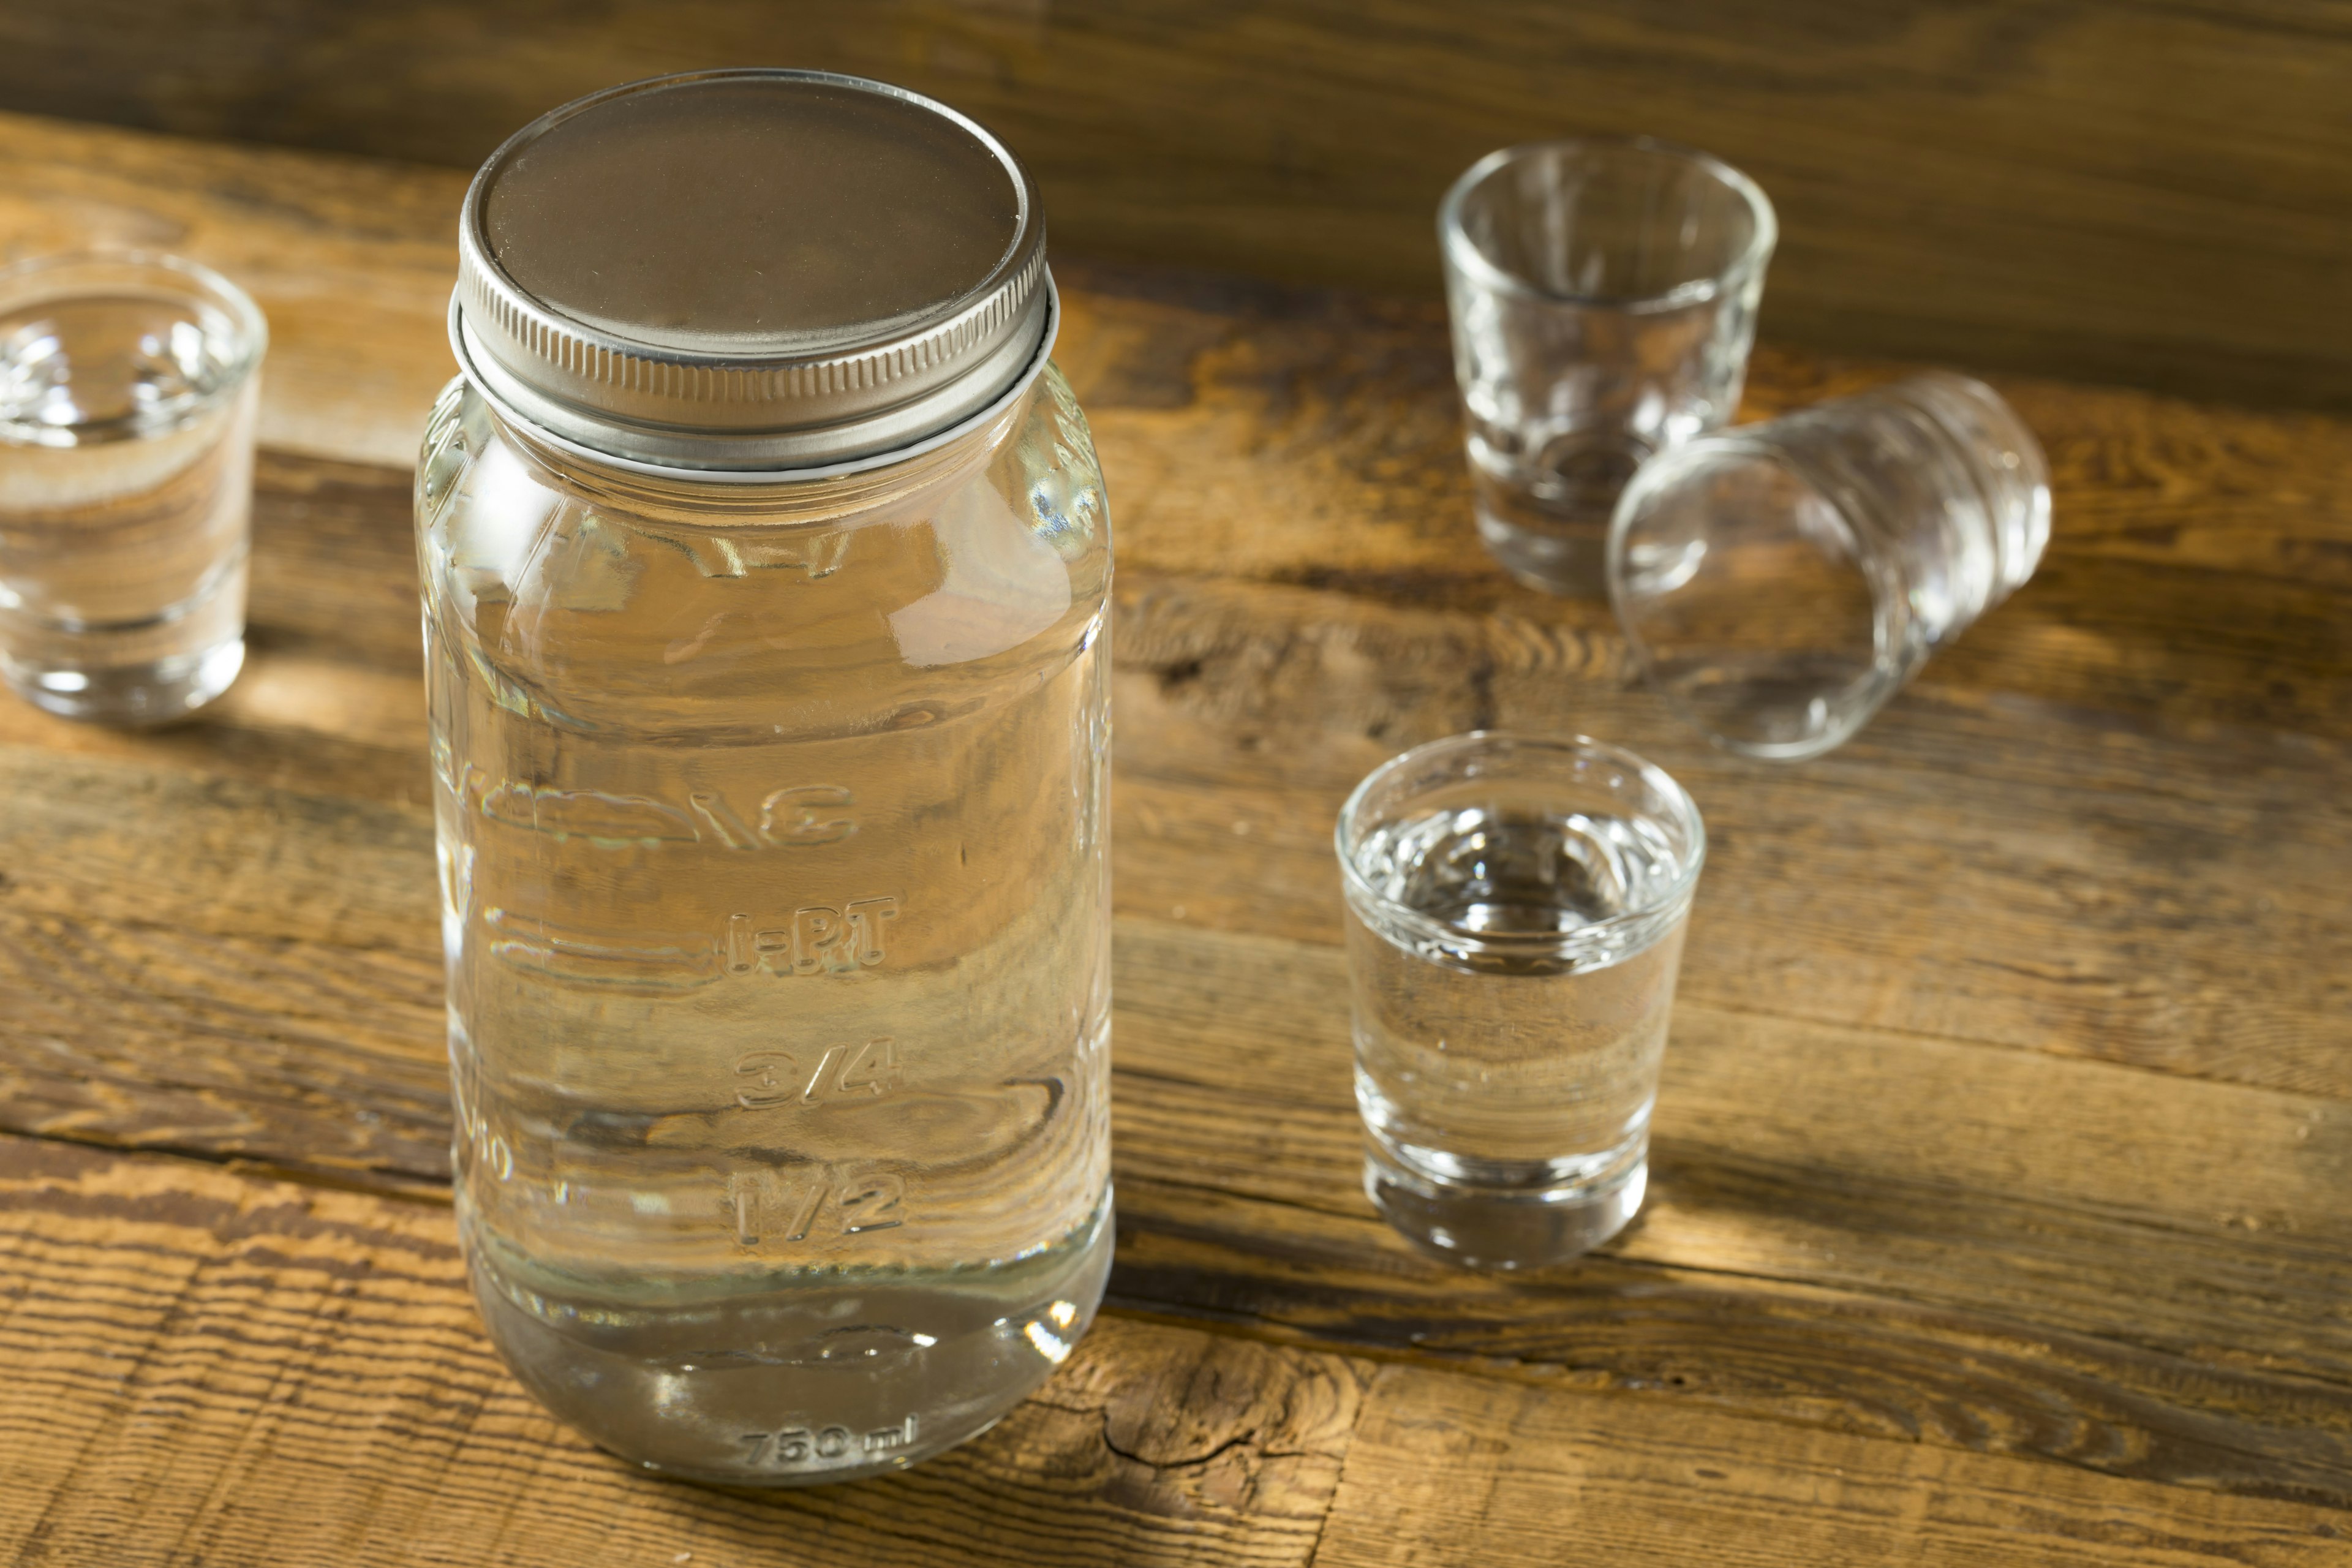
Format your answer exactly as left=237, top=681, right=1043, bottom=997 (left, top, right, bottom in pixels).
left=0, top=668, right=426, bottom=811
left=0, top=1134, right=1363, bottom=1568
left=1112, top=918, right=2352, bottom=1245
left=0, top=747, right=434, bottom=953
left=17, top=301, right=2345, bottom=810
left=1106, top=576, right=2352, bottom=1098
left=1063, top=271, right=2352, bottom=742
left=1314, top=1364, right=2350, bottom=1567
left=10, top=818, right=2348, bottom=1351
left=0, top=901, right=445, bottom=1178
left=10, top=1134, right=2348, bottom=1568
left=243, top=450, right=438, bottom=673
left=1, top=5, right=2349, bottom=408
left=1099, top=920, right=2352, bottom=1504
left=0, top=104, right=2346, bottom=1553
left=1, top=94, right=2345, bottom=589
left=2, top=99, right=2346, bottom=704
left=1110, top=1185, right=2352, bottom=1509
left=14, top=393, right=2331, bottom=1107
left=1068, top=274, right=2352, bottom=582
left=7, top=737, right=2352, bottom=1499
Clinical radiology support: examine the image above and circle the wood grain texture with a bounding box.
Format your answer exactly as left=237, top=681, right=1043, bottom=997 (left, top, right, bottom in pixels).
left=1107, top=923, right=2352, bottom=1505
left=20, top=1136, right=2345, bottom=1567
left=0, top=1135, right=1363, bottom=1568
left=1104, top=576, right=2352, bottom=1096
left=6, top=727, right=2351, bottom=1501
left=0, top=110, right=2346, bottom=1559
left=0, top=3, right=2346, bottom=407
left=1317, top=1365, right=2351, bottom=1567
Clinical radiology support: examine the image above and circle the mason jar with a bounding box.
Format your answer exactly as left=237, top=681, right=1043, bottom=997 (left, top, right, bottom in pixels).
left=413, top=70, right=1112, bottom=1485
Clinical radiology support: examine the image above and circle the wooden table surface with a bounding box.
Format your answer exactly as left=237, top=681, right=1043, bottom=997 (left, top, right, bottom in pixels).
left=1, top=111, right=2348, bottom=1567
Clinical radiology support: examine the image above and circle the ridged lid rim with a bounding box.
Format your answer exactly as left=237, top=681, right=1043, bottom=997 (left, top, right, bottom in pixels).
left=448, top=276, right=1062, bottom=484
left=452, top=69, right=1050, bottom=469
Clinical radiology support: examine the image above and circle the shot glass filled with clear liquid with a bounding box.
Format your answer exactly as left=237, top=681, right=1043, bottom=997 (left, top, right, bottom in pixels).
left=0, top=251, right=264, bottom=723
left=1338, top=733, right=1705, bottom=1268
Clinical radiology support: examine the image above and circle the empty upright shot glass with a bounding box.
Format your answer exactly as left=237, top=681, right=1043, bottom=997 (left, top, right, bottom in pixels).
left=1441, top=138, right=1774, bottom=597
left=0, top=251, right=266, bottom=723
left=1338, top=732, right=1705, bottom=1268
left=1608, top=371, right=2050, bottom=761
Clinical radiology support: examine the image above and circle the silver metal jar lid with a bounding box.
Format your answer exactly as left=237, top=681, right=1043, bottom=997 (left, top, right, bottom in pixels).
left=452, top=69, right=1050, bottom=472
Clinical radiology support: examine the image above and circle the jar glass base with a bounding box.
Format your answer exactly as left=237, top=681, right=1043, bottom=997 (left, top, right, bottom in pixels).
left=462, top=1191, right=1115, bottom=1487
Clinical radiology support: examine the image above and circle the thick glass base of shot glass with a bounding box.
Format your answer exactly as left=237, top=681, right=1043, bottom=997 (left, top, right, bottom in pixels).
left=1363, top=1124, right=1648, bottom=1270
left=1476, top=504, right=1608, bottom=598
left=1470, top=441, right=1648, bottom=598
left=2, top=631, right=243, bottom=725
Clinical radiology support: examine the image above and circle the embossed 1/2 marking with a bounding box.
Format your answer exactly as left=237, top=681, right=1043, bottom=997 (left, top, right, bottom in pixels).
left=739, top=1415, right=918, bottom=1469
left=727, top=1162, right=906, bottom=1246
left=723, top=896, right=898, bottom=978
left=735, top=1039, right=902, bottom=1109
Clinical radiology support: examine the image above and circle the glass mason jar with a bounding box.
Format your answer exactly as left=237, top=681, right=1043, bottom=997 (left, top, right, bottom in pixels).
left=414, top=72, right=1112, bottom=1485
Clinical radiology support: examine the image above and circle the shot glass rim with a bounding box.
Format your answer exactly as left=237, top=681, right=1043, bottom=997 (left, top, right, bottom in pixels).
left=1438, top=135, right=1778, bottom=315
left=1335, top=729, right=1708, bottom=956
left=0, top=247, right=270, bottom=398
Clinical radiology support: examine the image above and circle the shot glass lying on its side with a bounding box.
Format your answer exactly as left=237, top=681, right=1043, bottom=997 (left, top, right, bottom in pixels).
left=1608, top=371, right=2049, bottom=761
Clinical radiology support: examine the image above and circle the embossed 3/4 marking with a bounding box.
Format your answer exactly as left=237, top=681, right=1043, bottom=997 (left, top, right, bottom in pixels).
left=735, top=1038, right=902, bottom=1109
left=739, top=1415, right=918, bottom=1469
left=723, top=896, right=899, bottom=977
left=727, top=1162, right=906, bottom=1245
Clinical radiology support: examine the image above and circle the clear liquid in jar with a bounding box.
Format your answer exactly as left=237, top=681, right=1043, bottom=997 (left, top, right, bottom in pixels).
left=420, top=375, right=1112, bottom=1483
